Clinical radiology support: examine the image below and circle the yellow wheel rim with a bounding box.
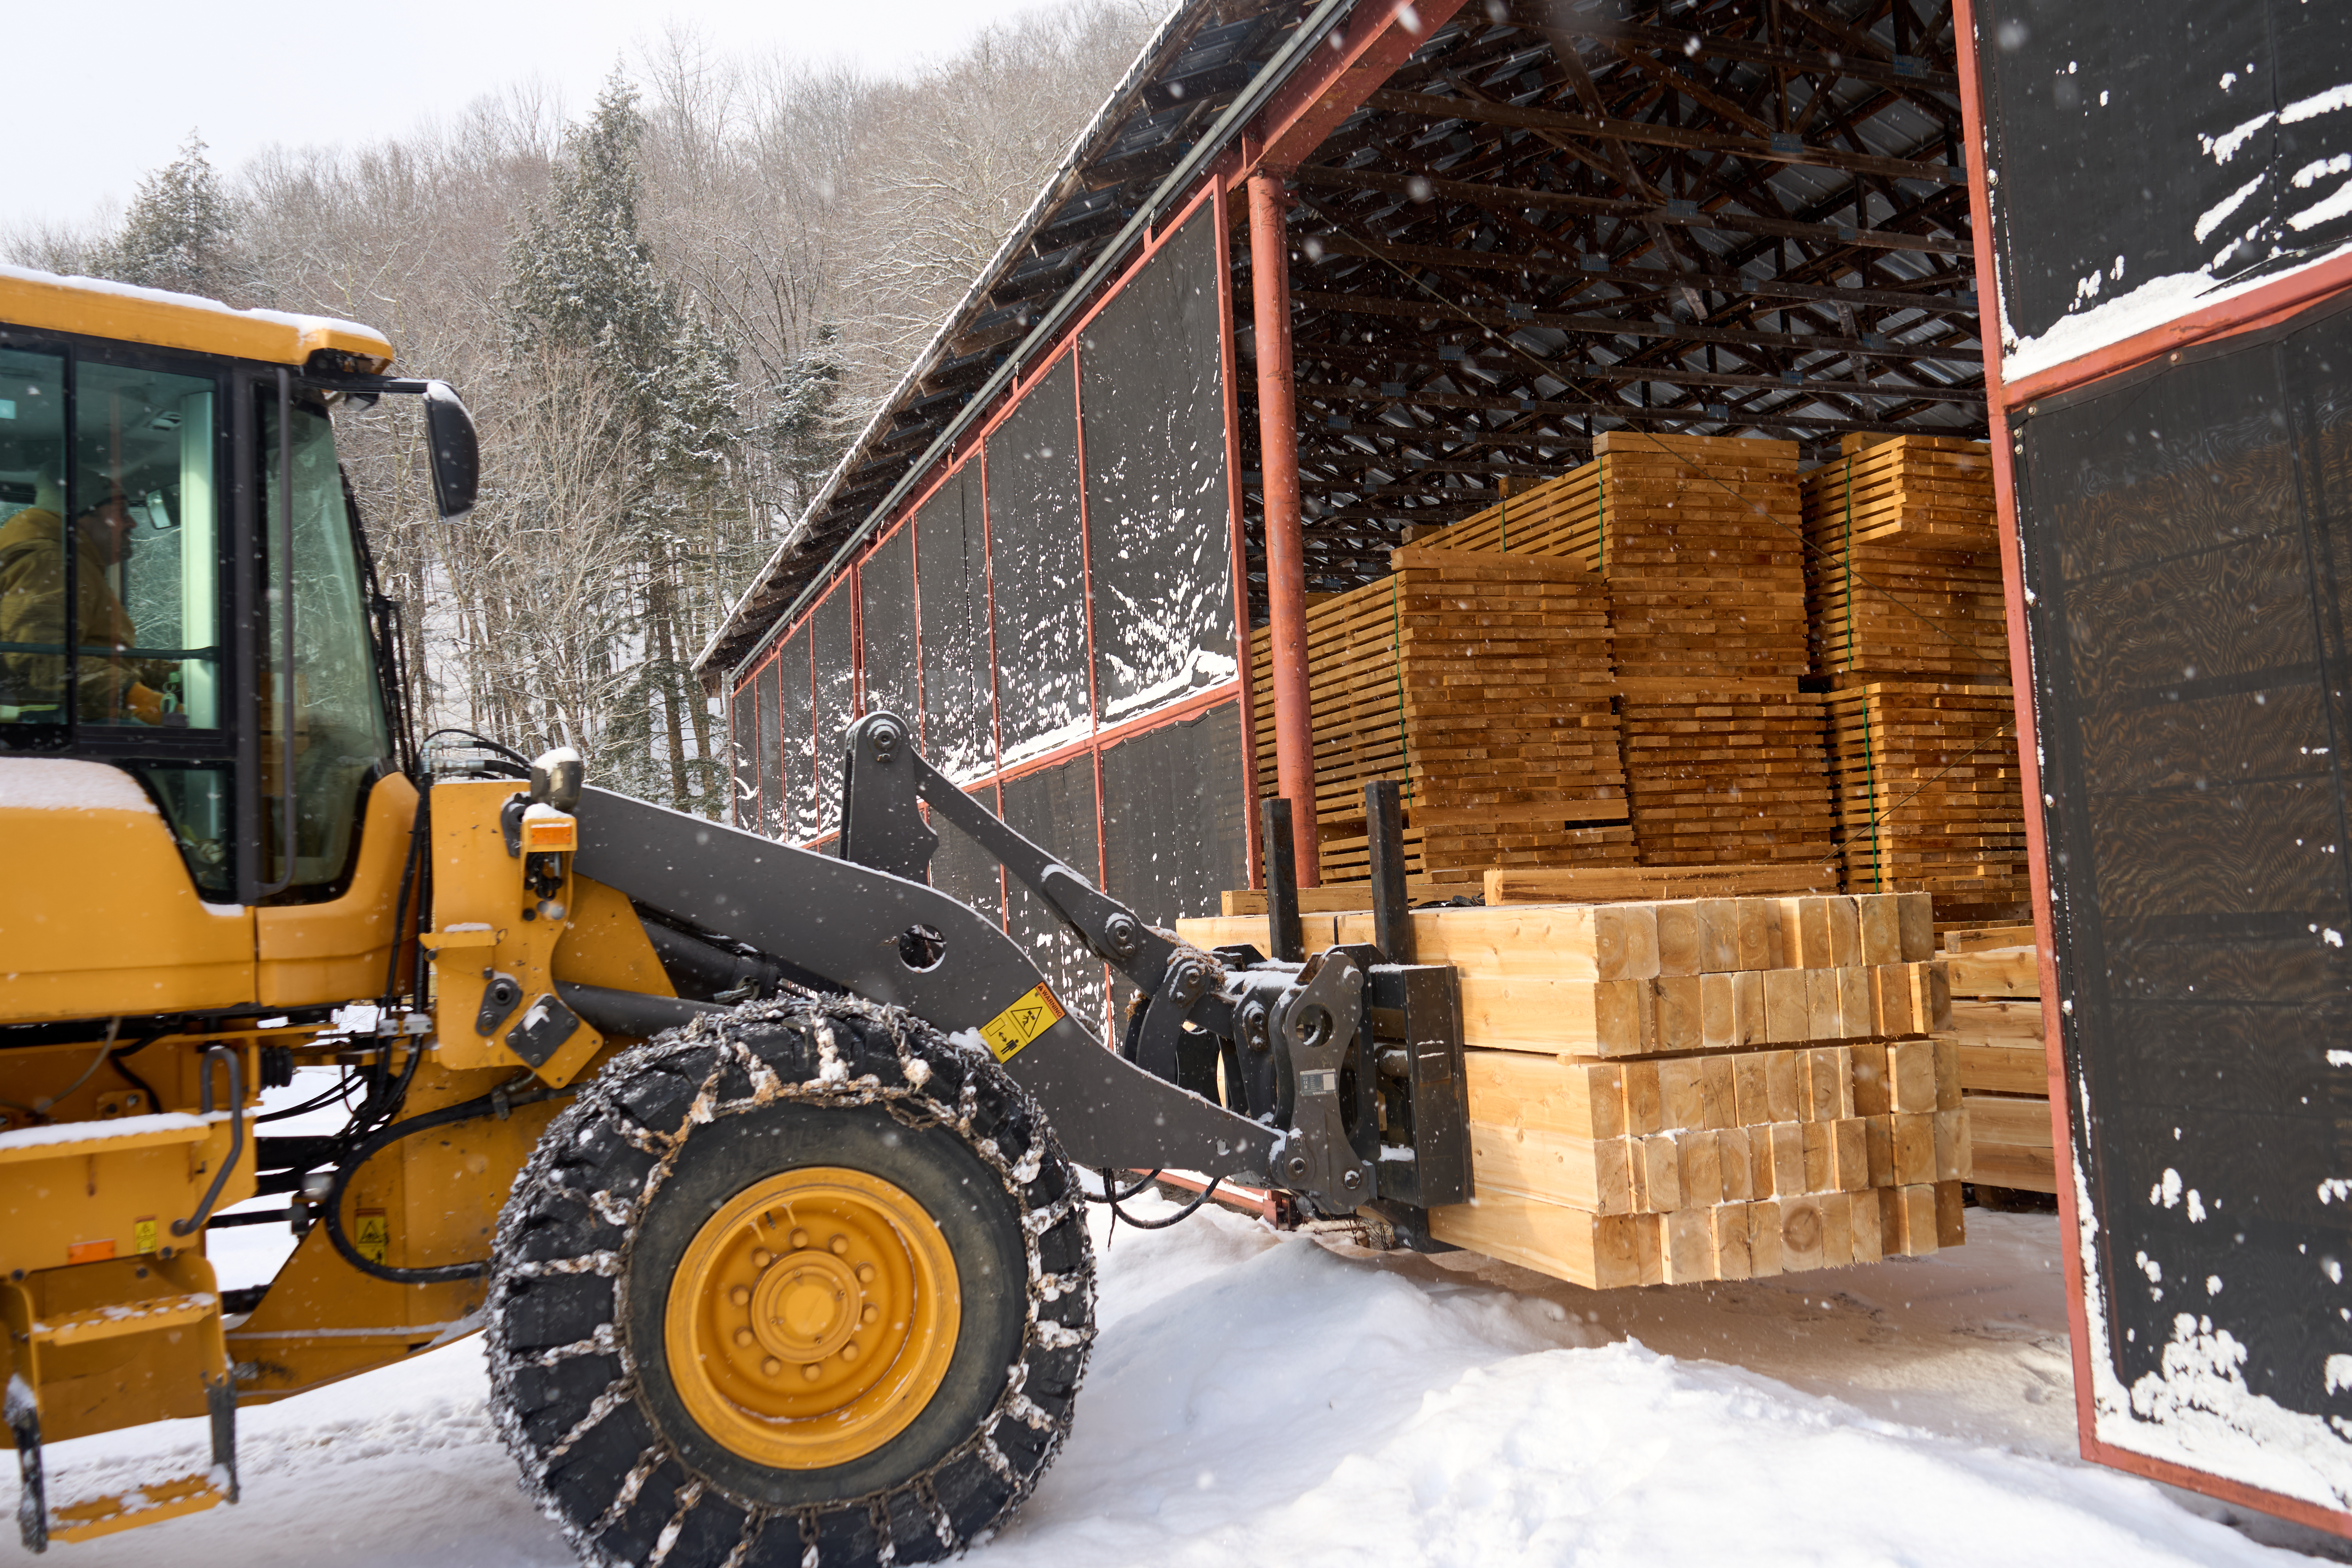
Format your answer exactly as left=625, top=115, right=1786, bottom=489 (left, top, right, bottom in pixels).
left=664, top=1167, right=961, bottom=1470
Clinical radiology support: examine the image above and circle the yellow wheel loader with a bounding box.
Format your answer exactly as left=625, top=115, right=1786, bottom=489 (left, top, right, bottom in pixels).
left=0, top=269, right=1467, bottom=1564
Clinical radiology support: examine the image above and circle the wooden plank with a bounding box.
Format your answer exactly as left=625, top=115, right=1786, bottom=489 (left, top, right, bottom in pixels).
left=1484, top=863, right=1835, bottom=903
left=1945, top=946, right=2040, bottom=997
left=1963, top=1093, right=2054, bottom=1150
left=1462, top=1052, right=1624, bottom=1140
left=1956, top=1042, right=2046, bottom=1096
left=1428, top=1192, right=1641, bottom=1289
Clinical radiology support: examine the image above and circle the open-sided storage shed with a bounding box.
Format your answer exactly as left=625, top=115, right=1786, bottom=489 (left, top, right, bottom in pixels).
left=697, top=0, right=1988, bottom=1036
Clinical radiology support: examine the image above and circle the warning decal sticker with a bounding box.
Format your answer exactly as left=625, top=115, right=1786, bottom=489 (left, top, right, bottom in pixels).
left=356, top=1209, right=390, bottom=1265
left=978, top=983, right=1066, bottom=1064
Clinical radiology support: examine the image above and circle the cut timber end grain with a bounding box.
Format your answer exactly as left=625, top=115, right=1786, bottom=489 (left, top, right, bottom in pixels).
left=1897, top=891, right=1935, bottom=961
left=1872, top=965, right=1917, bottom=1038
left=1935, top=1107, right=1970, bottom=1182
left=1654, top=975, right=1704, bottom=1052
left=1856, top=893, right=1902, bottom=965
left=1642, top=1134, right=1683, bottom=1210
left=1891, top=1184, right=1940, bottom=1256
left=1697, top=898, right=1741, bottom=971
left=1780, top=1195, right=1827, bottom=1271
left=1769, top=1122, right=1806, bottom=1196
left=1827, top=896, right=1862, bottom=967
left=1701, top=972, right=1737, bottom=1050
left=1765, top=1051, right=1803, bottom=1123
left=1866, top=1115, right=1896, bottom=1187
left=1681, top=1129, right=1724, bottom=1208
left=1851, top=1042, right=1890, bottom=1116
left=1837, top=966, right=1875, bottom=1041
left=1598, top=903, right=1661, bottom=980
left=1820, top=1191, right=1855, bottom=1268
left=1718, top=1126, right=1754, bottom=1201
left=1849, top=1195, right=1885, bottom=1264
left=1655, top=902, right=1703, bottom=975
left=1713, top=1205, right=1753, bottom=1279
left=1935, top=1180, right=1967, bottom=1247
left=1893, top=1113, right=1937, bottom=1185
left=1733, top=969, right=1766, bottom=1044
left=1934, top=1036, right=1962, bottom=1111
left=1764, top=969, right=1811, bottom=1043
left=1622, top=1061, right=1664, bottom=1134
left=1734, top=1054, right=1772, bottom=1125
left=1747, top=1200, right=1785, bottom=1276
left=1801, top=1122, right=1833, bottom=1192
left=1662, top=1209, right=1715, bottom=1283
left=1833, top=1118, right=1871, bottom=1192
left=1806, top=969, right=1844, bottom=1042
left=1889, top=1039, right=1938, bottom=1113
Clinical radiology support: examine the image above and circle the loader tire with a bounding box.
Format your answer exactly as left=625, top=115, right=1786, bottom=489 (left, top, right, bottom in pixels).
left=484, top=997, right=1096, bottom=1568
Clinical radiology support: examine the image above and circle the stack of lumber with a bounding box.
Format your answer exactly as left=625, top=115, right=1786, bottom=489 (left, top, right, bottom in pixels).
left=1799, top=434, right=2006, bottom=682
left=1177, top=890, right=1967, bottom=1289
left=1800, top=434, right=2027, bottom=927
left=1430, top=432, right=1834, bottom=870
left=1938, top=924, right=2054, bottom=1194
left=1825, top=682, right=2030, bottom=924
left=1247, top=546, right=1635, bottom=891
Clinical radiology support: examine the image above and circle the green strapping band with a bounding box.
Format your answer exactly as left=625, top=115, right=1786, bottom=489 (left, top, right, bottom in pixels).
left=1844, top=454, right=1883, bottom=892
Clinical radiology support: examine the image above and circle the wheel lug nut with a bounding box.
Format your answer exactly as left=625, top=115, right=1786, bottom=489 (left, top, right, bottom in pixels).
left=751, top=1249, right=772, bottom=1268
left=802, top=1363, right=822, bottom=1382
left=762, top=1357, right=782, bottom=1377
left=733, top=1328, right=755, bottom=1348
left=855, top=1263, right=875, bottom=1284
left=789, top=1229, right=809, bottom=1250
left=840, top=1341, right=859, bottom=1363
left=829, top=1235, right=849, bottom=1256
left=861, top=1304, right=878, bottom=1324
left=729, top=1286, right=750, bottom=1307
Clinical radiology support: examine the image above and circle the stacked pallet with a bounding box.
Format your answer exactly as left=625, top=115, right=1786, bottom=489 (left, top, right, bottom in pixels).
left=1177, top=890, right=1967, bottom=1289
left=1800, top=434, right=2006, bottom=682
left=1826, top=682, right=2030, bottom=924
left=1799, top=434, right=2027, bottom=927
left=1938, top=924, right=2055, bottom=1194
left=1431, top=432, right=1833, bottom=871
left=1247, top=546, right=1635, bottom=890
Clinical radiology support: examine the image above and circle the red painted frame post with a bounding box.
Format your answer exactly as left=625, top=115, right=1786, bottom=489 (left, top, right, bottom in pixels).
left=1248, top=169, right=1320, bottom=886
left=1955, top=0, right=2352, bottom=1537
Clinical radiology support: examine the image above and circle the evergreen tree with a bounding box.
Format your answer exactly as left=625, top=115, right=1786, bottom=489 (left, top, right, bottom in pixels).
left=765, top=323, right=848, bottom=511
left=93, top=132, right=258, bottom=302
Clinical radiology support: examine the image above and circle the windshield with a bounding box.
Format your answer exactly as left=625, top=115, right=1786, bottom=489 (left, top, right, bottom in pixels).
left=258, top=390, right=393, bottom=891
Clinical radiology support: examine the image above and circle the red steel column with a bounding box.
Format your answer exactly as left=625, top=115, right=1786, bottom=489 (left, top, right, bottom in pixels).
left=1248, top=171, right=1320, bottom=886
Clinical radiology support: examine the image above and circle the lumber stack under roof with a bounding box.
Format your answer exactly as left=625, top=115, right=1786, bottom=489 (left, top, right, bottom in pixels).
left=1939, top=924, right=2054, bottom=1195
left=1248, top=545, right=1635, bottom=891
left=1431, top=431, right=1834, bottom=870
left=1799, top=432, right=2028, bottom=927
left=1179, top=890, right=1968, bottom=1290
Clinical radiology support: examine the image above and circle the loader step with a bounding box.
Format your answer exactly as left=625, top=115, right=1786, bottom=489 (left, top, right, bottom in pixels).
left=48, top=1470, right=229, bottom=1543
left=27, top=1291, right=219, bottom=1348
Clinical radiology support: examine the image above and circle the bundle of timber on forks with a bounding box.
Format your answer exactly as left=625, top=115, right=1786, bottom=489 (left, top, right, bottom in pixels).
left=1247, top=545, right=1635, bottom=891
left=1937, top=924, right=2055, bottom=1195
left=1176, top=890, right=1967, bottom=1290
left=1800, top=433, right=2007, bottom=683
left=1825, top=682, right=2030, bottom=927
left=1429, top=432, right=1834, bottom=870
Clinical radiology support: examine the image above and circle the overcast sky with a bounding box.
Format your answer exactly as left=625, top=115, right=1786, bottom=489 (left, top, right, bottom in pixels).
left=12, top=0, right=1093, bottom=232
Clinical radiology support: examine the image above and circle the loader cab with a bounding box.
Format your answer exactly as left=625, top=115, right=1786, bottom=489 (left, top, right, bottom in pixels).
left=0, top=304, right=438, bottom=908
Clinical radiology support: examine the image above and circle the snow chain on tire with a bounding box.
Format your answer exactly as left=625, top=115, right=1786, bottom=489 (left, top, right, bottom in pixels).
left=484, top=996, right=1097, bottom=1568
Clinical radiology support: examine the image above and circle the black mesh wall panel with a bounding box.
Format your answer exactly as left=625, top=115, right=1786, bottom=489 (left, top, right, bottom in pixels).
left=813, top=590, right=855, bottom=837
left=1080, top=207, right=1236, bottom=721
left=2016, top=296, right=2352, bottom=1484
left=860, top=524, right=918, bottom=727
left=759, top=655, right=783, bottom=839
left=777, top=632, right=813, bottom=842
left=985, top=362, right=1091, bottom=762
left=1000, top=757, right=1107, bottom=1039
left=916, top=470, right=994, bottom=782
left=1977, top=1, right=2352, bottom=363
left=1098, top=701, right=1247, bottom=925
left=929, top=786, right=1005, bottom=932
left=730, top=681, right=754, bottom=831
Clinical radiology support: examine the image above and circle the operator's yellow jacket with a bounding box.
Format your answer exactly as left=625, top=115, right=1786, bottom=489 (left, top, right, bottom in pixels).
left=0, top=507, right=161, bottom=722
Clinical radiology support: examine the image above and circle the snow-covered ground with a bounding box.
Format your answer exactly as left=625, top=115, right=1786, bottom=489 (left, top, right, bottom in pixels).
left=10, top=1189, right=2347, bottom=1566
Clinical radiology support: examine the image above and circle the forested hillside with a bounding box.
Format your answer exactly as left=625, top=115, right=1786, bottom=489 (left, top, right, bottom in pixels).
left=5, top=2, right=1160, bottom=814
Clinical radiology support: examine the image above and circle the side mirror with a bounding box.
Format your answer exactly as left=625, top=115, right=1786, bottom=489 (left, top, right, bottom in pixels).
left=423, top=381, right=479, bottom=519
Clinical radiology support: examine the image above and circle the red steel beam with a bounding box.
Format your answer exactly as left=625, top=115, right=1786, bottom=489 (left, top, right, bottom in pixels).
left=1240, top=0, right=1472, bottom=178
left=1250, top=170, right=1321, bottom=886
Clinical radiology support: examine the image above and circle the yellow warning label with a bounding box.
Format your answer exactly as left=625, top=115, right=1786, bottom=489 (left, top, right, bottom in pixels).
left=132, top=1218, right=157, bottom=1255
left=978, top=983, right=1065, bottom=1064
left=356, top=1210, right=390, bottom=1265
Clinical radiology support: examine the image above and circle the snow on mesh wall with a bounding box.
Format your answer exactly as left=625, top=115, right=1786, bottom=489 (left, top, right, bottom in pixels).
left=1080, top=205, right=1236, bottom=720
left=1101, top=701, right=1248, bottom=1024
left=916, top=469, right=995, bottom=784
left=860, top=523, right=918, bottom=727
left=778, top=631, right=814, bottom=842
left=1980, top=0, right=2352, bottom=380
left=759, top=655, right=784, bottom=840
left=987, top=359, right=1092, bottom=766
left=813, top=592, right=855, bottom=837
left=2015, top=297, right=2352, bottom=1506
left=729, top=685, right=753, bottom=830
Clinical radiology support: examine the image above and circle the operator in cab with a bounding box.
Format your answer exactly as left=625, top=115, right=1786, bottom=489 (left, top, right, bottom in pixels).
left=0, top=465, right=168, bottom=725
